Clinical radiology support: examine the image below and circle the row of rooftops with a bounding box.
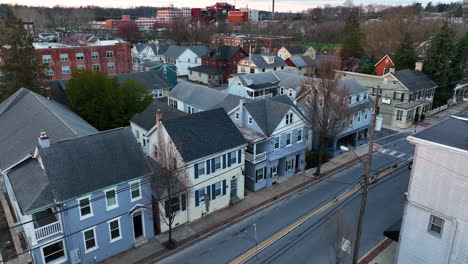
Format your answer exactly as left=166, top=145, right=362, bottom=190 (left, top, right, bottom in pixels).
left=33, top=39, right=126, bottom=49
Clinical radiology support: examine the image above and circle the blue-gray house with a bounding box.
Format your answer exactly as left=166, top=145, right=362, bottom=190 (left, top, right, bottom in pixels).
left=3, top=112, right=155, bottom=264
left=227, top=95, right=308, bottom=191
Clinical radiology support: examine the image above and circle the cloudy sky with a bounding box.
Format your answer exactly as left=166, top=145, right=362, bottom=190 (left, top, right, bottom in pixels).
left=0, top=0, right=460, bottom=12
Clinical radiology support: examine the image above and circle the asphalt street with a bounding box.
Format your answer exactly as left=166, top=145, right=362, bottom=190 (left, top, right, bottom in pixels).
left=156, top=131, right=413, bottom=264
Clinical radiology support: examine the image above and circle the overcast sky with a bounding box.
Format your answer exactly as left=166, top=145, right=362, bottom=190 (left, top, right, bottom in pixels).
left=0, top=0, right=460, bottom=12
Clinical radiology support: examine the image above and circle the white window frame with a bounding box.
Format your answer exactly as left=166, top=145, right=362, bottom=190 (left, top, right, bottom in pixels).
left=42, top=55, right=52, bottom=63
left=297, top=129, right=303, bottom=143
left=364, top=110, right=368, bottom=120
left=256, top=167, right=265, bottom=181
left=40, top=240, right=67, bottom=264
left=288, top=89, right=293, bottom=97
left=104, top=187, right=119, bottom=211
left=215, top=156, right=221, bottom=169
left=129, top=180, right=142, bottom=202
left=92, top=64, right=100, bottom=71
left=78, top=195, right=93, bottom=220
left=77, top=65, right=85, bottom=70
left=285, top=113, right=293, bottom=125
left=230, top=151, right=237, bottom=164
left=76, top=53, right=84, bottom=61
left=107, top=62, right=115, bottom=70
left=82, top=226, right=98, bottom=253
left=108, top=217, right=122, bottom=243
left=91, top=51, right=99, bottom=59
left=61, top=66, right=70, bottom=74
left=396, top=110, right=403, bottom=121
left=106, top=50, right=114, bottom=58
left=45, top=68, right=54, bottom=76
left=248, top=116, right=253, bottom=124
left=198, top=187, right=206, bottom=204
left=188, top=105, right=195, bottom=114
left=428, top=215, right=444, bottom=236
left=235, top=112, right=240, bottom=120
left=273, top=136, right=280, bottom=150
left=280, top=87, right=284, bottom=95
left=59, top=54, right=68, bottom=62
left=286, top=160, right=293, bottom=171
left=286, top=133, right=292, bottom=146
left=271, top=165, right=278, bottom=177
left=198, top=162, right=205, bottom=176
left=215, top=182, right=222, bottom=196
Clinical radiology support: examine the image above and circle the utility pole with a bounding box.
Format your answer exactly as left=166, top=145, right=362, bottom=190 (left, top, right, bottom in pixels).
left=352, top=84, right=380, bottom=264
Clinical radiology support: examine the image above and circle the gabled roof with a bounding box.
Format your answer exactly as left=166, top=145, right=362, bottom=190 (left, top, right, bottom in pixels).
left=242, top=53, right=286, bottom=68
left=169, top=81, right=248, bottom=112
left=113, top=71, right=172, bottom=91
left=189, top=65, right=224, bottom=75
left=7, top=127, right=150, bottom=214
left=244, top=95, right=302, bottom=137
left=164, top=45, right=208, bottom=58
left=130, top=98, right=187, bottom=131
left=339, top=78, right=368, bottom=95
left=0, top=88, right=98, bottom=170
left=410, top=110, right=468, bottom=152
left=236, top=71, right=280, bottom=86
left=163, top=108, right=246, bottom=162
left=203, top=46, right=246, bottom=61
left=392, top=69, right=437, bottom=92
left=134, top=43, right=147, bottom=53
left=374, top=54, right=394, bottom=67
left=282, top=46, right=310, bottom=55
left=274, top=70, right=307, bottom=89
left=149, top=42, right=170, bottom=55
left=287, top=56, right=315, bottom=68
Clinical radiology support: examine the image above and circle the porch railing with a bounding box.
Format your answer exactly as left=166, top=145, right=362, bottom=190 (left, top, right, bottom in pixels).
left=35, top=221, right=62, bottom=241
left=245, top=151, right=267, bottom=164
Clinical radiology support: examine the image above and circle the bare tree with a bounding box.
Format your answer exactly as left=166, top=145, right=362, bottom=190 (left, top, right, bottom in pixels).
left=115, top=22, right=142, bottom=44
left=151, top=110, right=191, bottom=250
left=302, top=59, right=352, bottom=176
left=324, top=207, right=354, bottom=264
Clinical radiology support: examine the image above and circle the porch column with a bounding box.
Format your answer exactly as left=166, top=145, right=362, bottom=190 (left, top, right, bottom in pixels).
left=354, top=131, right=359, bottom=147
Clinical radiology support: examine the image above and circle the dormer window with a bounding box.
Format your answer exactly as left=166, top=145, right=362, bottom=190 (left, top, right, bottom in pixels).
left=285, top=113, right=293, bottom=125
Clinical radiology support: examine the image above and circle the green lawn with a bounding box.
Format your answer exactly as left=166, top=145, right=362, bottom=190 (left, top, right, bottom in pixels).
left=293, top=41, right=342, bottom=50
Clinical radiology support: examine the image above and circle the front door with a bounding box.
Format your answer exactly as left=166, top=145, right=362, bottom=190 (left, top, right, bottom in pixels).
left=295, top=154, right=300, bottom=172
left=230, top=178, right=237, bottom=198
left=133, top=212, right=144, bottom=240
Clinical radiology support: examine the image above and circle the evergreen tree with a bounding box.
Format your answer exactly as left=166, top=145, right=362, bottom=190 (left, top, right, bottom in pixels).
left=341, top=15, right=365, bottom=60
left=393, top=32, right=417, bottom=70
left=423, top=23, right=457, bottom=107
left=0, top=10, right=45, bottom=102
left=451, top=32, right=468, bottom=84
left=67, top=69, right=152, bottom=130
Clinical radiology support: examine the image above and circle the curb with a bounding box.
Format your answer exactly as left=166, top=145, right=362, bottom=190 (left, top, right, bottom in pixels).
left=358, top=238, right=393, bottom=264
left=136, top=151, right=372, bottom=264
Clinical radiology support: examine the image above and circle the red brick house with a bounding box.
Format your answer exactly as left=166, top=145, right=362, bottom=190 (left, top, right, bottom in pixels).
left=189, top=46, right=248, bottom=86
left=213, top=34, right=292, bottom=54
left=375, top=54, right=395, bottom=76
left=34, top=41, right=133, bottom=80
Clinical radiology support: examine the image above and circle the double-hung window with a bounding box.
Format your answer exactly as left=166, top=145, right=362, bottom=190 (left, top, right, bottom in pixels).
left=285, top=113, right=293, bottom=125
left=61, top=66, right=70, bottom=74
left=42, top=55, right=52, bottom=63
left=105, top=188, right=118, bottom=210
left=248, top=116, right=253, bottom=124
left=297, top=129, right=302, bottom=143
left=108, top=218, right=122, bottom=242
left=396, top=110, right=403, bottom=121
left=45, top=68, right=54, bottom=76
left=188, top=105, right=195, bottom=114
left=271, top=165, right=278, bottom=177
left=280, top=88, right=284, bottom=95
left=215, top=182, right=222, bottom=196
left=77, top=65, right=86, bottom=70
left=129, top=180, right=142, bottom=202
left=198, top=188, right=206, bottom=203
left=106, top=51, right=114, bottom=58
left=429, top=215, right=444, bottom=235
left=256, top=168, right=265, bottom=181
left=198, top=162, right=205, bottom=176
left=235, top=112, right=240, bottom=120
left=286, top=133, right=292, bottom=146
left=76, top=53, right=84, bottom=60
left=288, top=89, right=293, bottom=97
left=91, top=52, right=99, bottom=59
left=286, top=160, right=293, bottom=171
left=215, top=156, right=221, bottom=169
left=82, top=227, right=97, bottom=252
left=78, top=196, right=93, bottom=219
left=92, top=64, right=100, bottom=71
left=41, top=240, right=66, bottom=264
left=107, top=62, right=115, bottom=70
left=364, top=110, right=368, bottom=120
left=230, top=151, right=237, bottom=164
left=273, top=136, right=280, bottom=150
left=59, top=54, right=68, bottom=62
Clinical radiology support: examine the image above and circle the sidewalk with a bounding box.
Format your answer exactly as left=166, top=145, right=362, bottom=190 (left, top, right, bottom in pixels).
left=103, top=144, right=376, bottom=264
left=359, top=238, right=396, bottom=264
left=385, top=101, right=468, bottom=134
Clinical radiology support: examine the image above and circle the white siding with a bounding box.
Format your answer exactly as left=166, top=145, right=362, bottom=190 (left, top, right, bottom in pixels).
left=397, top=141, right=468, bottom=264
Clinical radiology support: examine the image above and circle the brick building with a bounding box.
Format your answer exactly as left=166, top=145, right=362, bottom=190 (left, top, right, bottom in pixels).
left=34, top=42, right=132, bottom=80
left=213, top=34, right=292, bottom=54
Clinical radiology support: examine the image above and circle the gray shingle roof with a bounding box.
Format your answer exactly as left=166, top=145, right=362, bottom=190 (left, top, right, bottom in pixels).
left=393, top=69, right=437, bottom=92
left=169, top=81, right=248, bottom=112
left=0, top=88, right=98, bottom=169
left=244, top=54, right=286, bottom=69
left=203, top=46, right=245, bottom=60
left=339, top=78, right=369, bottom=95
left=8, top=127, right=151, bottom=214
left=236, top=71, right=280, bottom=86
left=130, top=98, right=187, bottom=131
left=113, top=71, right=172, bottom=91
left=287, top=56, right=315, bottom=68
left=134, top=43, right=147, bottom=53
left=283, top=46, right=309, bottom=55
left=274, top=70, right=307, bottom=89
left=189, top=65, right=224, bottom=75
left=163, top=45, right=208, bottom=58
left=163, top=108, right=246, bottom=162
left=244, top=95, right=299, bottom=137
left=149, top=42, right=169, bottom=55
left=411, top=111, right=468, bottom=151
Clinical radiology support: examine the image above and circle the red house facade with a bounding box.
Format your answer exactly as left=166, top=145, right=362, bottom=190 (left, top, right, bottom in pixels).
left=202, top=46, right=248, bottom=81
left=35, top=42, right=132, bottom=80
left=375, top=54, right=395, bottom=76
left=214, top=34, right=292, bottom=54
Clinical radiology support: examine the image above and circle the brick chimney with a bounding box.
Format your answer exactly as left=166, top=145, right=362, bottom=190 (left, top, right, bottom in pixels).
left=155, top=109, right=162, bottom=128
left=415, top=61, right=423, bottom=71
left=38, top=132, right=50, bottom=148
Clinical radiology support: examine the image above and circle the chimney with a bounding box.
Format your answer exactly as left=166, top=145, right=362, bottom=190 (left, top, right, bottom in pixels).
left=155, top=109, right=162, bottom=127
left=38, top=132, right=50, bottom=148
left=389, top=67, right=395, bottom=74
left=45, top=87, right=53, bottom=100
left=415, top=61, right=423, bottom=71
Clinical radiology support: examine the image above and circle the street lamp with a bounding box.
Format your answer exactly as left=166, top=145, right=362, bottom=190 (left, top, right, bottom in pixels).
left=340, top=145, right=366, bottom=168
